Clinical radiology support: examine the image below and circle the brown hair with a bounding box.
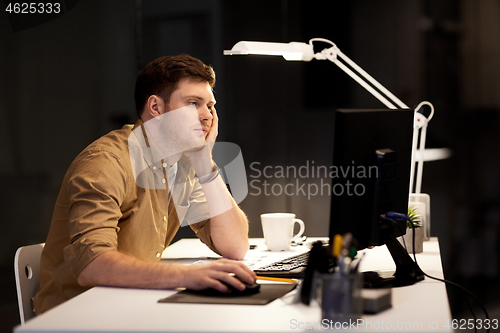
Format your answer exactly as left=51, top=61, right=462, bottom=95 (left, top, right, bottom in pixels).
left=134, top=54, right=216, bottom=118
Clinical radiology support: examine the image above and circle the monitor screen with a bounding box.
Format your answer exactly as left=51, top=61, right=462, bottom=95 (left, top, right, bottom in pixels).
left=328, top=108, right=414, bottom=250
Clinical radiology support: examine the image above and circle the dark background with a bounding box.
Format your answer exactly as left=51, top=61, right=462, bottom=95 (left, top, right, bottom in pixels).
left=1, top=0, right=500, bottom=331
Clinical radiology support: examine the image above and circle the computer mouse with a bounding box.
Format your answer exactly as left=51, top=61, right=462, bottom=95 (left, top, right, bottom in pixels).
left=189, top=279, right=261, bottom=297
left=225, top=281, right=260, bottom=296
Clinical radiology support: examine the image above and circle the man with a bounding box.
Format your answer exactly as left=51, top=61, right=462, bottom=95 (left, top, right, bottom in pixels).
left=34, top=54, right=256, bottom=314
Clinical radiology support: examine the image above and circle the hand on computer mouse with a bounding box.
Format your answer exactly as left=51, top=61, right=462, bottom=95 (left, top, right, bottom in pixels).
left=188, top=277, right=260, bottom=297
left=180, top=258, right=257, bottom=294
left=223, top=277, right=260, bottom=296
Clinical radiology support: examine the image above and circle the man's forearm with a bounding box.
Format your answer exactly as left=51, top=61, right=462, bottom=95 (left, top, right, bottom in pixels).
left=198, top=172, right=249, bottom=260
left=186, top=146, right=249, bottom=259
left=77, top=250, right=185, bottom=289
left=207, top=194, right=250, bottom=260
left=77, top=249, right=257, bottom=293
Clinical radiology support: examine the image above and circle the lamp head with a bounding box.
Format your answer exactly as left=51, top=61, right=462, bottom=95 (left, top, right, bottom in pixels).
left=224, top=41, right=314, bottom=61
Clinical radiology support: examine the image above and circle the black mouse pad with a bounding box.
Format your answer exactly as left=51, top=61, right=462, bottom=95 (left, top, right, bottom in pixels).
left=158, top=283, right=296, bottom=305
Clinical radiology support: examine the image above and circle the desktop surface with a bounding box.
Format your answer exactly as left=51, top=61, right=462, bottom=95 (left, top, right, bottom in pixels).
left=162, top=237, right=315, bottom=273
left=15, top=238, right=452, bottom=333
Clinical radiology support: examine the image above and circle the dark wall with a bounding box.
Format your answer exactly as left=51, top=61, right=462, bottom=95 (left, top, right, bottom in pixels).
left=1, top=0, right=500, bottom=331
left=0, top=1, right=137, bottom=331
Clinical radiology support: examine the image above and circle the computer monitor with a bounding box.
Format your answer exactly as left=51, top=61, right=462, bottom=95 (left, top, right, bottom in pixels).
left=328, top=108, right=424, bottom=287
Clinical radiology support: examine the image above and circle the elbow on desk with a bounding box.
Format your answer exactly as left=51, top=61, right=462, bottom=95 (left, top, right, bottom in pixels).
left=76, top=252, right=112, bottom=287
left=218, top=241, right=249, bottom=260
left=226, top=249, right=247, bottom=260
left=77, top=269, right=96, bottom=287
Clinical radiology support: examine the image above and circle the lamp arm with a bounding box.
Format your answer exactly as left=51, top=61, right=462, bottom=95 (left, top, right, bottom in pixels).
left=410, top=101, right=434, bottom=194
left=335, top=48, right=409, bottom=109
left=310, top=39, right=436, bottom=196
left=415, top=123, right=428, bottom=194
left=322, top=49, right=399, bottom=109
left=409, top=123, right=420, bottom=194
left=314, top=42, right=409, bottom=109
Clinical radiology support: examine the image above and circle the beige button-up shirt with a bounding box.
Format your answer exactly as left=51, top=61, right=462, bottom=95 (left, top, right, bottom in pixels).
left=34, top=120, right=216, bottom=314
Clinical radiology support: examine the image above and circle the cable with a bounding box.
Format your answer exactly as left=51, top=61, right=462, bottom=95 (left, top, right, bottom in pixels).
left=381, top=215, right=490, bottom=332
left=406, top=218, right=490, bottom=333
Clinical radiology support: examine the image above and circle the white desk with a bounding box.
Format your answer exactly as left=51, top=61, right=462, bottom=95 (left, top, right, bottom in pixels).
left=14, top=238, right=452, bottom=333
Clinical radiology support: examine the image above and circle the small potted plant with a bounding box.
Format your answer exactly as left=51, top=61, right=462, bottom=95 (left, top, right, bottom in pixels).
left=398, top=206, right=424, bottom=253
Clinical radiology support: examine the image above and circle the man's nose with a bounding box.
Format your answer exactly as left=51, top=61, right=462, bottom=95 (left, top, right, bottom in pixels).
left=198, top=105, right=213, bottom=121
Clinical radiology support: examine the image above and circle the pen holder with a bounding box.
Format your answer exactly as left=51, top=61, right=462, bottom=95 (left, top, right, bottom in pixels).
left=316, top=271, right=362, bottom=324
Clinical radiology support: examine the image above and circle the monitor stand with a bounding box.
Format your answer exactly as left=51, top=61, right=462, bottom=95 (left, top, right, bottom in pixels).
left=363, top=218, right=425, bottom=288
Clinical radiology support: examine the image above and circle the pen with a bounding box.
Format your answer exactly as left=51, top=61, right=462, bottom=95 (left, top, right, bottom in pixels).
left=257, top=276, right=298, bottom=284
left=339, top=233, right=353, bottom=275
left=342, top=232, right=353, bottom=254
left=332, top=234, right=343, bottom=258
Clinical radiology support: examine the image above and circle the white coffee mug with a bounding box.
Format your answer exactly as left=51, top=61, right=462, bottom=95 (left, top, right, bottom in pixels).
left=260, top=213, right=305, bottom=251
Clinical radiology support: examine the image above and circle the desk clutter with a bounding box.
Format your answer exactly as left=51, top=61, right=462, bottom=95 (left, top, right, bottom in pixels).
left=298, top=234, right=392, bottom=323
left=158, top=235, right=392, bottom=317
left=157, top=234, right=392, bottom=321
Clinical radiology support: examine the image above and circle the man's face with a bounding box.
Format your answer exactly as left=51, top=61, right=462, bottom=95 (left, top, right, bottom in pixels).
left=140, top=78, right=216, bottom=160
left=165, top=78, right=216, bottom=139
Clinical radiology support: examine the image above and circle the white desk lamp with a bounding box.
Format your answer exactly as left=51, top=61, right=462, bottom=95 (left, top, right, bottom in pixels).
left=225, top=38, right=446, bottom=237
left=224, top=38, right=440, bottom=194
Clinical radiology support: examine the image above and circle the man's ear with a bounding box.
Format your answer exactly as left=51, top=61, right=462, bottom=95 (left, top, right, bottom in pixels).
left=145, top=95, right=166, bottom=118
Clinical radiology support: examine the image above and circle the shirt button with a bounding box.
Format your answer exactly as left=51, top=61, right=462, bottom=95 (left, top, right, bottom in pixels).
left=156, top=252, right=161, bottom=258
left=163, top=216, right=167, bottom=222
left=152, top=166, right=157, bottom=170
left=162, top=179, right=166, bottom=184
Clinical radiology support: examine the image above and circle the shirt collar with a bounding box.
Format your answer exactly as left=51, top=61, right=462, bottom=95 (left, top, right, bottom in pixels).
left=131, top=119, right=182, bottom=169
